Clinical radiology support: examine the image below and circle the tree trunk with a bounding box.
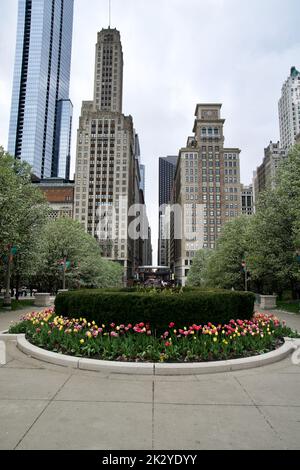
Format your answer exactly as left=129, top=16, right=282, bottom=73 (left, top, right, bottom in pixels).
left=15, top=273, right=20, bottom=301
left=3, top=257, right=12, bottom=307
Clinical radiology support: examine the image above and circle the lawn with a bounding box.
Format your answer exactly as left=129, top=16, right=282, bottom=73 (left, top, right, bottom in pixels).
left=0, top=298, right=35, bottom=312
left=277, top=300, right=300, bottom=314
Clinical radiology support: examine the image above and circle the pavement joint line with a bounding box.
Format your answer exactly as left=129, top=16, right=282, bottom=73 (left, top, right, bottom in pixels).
left=13, top=373, right=73, bottom=450
left=256, top=404, right=289, bottom=450
left=232, top=374, right=286, bottom=446
left=2, top=398, right=300, bottom=407
left=2, top=366, right=48, bottom=371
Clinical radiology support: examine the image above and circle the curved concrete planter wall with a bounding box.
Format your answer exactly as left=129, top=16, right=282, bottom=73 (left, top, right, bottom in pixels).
left=0, top=333, right=295, bottom=375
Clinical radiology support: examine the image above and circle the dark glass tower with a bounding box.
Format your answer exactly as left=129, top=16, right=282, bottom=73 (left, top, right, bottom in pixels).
left=8, top=0, right=74, bottom=179
left=158, top=156, right=178, bottom=266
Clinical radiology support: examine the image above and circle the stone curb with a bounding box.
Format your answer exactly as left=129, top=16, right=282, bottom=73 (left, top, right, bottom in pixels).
left=13, top=335, right=298, bottom=375
left=17, top=335, right=79, bottom=368
left=0, top=331, right=19, bottom=342
left=78, top=358, right=154, bottom=375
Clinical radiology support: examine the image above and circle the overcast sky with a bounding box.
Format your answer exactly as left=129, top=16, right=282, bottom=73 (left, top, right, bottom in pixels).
left=1, top=0, right=300, bottom=263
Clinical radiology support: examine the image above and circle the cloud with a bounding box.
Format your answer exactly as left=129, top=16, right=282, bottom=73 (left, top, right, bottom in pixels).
left=2, top=0, right=300, bottom=263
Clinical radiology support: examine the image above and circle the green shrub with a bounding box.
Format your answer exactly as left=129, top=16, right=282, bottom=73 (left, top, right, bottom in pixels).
left=55, top=289, right=255, bottom=332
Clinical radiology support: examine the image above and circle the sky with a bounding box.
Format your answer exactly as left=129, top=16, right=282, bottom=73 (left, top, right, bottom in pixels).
left=1, top=0, right=300, bottom=263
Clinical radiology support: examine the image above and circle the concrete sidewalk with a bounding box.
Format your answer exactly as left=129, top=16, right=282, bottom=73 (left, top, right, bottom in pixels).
left=0, top=306, right=299, bottom=450
left=271, top=310, right=300, bottom=332
left=0, top=299, right=55, bottom=333
left=0, top=306, right=47, bottom=333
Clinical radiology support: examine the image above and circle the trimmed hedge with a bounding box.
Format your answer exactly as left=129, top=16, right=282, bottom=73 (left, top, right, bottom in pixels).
left=55, top=289, right=255, bottom=332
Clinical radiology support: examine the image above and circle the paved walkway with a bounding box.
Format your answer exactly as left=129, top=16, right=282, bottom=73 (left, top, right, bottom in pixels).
left=270, top=309, right=300, bottom=332
left=0, top=308, right=41, bottom=333
left=0, top=307, right=300, bottom=450
left=0, top=299, right=55, bottom=332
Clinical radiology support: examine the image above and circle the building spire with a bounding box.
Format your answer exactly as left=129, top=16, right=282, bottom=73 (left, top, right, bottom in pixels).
left=109, top=0, right=111, bottom=28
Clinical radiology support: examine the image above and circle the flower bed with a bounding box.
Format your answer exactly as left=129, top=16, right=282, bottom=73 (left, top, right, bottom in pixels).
left=9, top=309, right=299, bottom=363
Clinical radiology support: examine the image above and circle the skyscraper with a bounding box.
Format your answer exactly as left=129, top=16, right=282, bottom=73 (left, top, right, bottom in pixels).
left=170, top=104, right=241, bottom=285
left=159, top=156, right=178, bottom=207
left=279, top=66, right=300, bottom=150
left=253, top=141, right=288, bottom=202
left=8, top=0, right=74, bottom=179
left=241, top=185, right=253, bottom=216
left=158, top=156, right=178, bottom=266
left=74, top=28, right=149, bottom=282
left=93, top=28, right=123, bottom=113
left=139, top=164, right=145, bottom=195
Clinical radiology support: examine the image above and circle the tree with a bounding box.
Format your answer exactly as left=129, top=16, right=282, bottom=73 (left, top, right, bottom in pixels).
left=187, top=249, right=211, bottom=287
left=0, top=148, right=49, bottom=305
left=246, top=191, right=297, bottom=294
left=246, top=145, right=300, bottom=295
left=276, top=144, right=300, bottom=249
left=36, top=218, right=123, bottom=292
left=203, top=216, right=252, bottom=290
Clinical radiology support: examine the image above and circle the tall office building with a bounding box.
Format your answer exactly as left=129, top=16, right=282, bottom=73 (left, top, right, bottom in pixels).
left=170, top=104, right=241, bottom=285
left=158, top=156, right=178, bottom=266
left=8, top=0, right=74, bottom=179
left=159, top=156, right=178, bottom=207
left=139, top=164, right=146, bottom=195
left=253, top=141, right=288, bottom=204
left=279, top=67, right=300, bottom=150
left=74, top=28, right=148, bottom=282
left=241, top=185, right=253, bottom=216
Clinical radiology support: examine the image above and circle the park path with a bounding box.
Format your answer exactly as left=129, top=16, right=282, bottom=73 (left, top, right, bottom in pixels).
left=0, top=299, right=54, bottom=332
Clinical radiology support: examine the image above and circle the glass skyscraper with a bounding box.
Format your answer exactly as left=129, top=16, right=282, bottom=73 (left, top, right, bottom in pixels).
left=8, top=0, right=74, bottom=179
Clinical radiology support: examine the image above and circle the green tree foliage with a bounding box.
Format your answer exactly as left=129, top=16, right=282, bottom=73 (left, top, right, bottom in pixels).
left=204, top=216, right=252, bottom=290
left=189, top=144, right=300, bottom=295
left=0, top=148, right=49, bottom=293
left=36, top=218, right=123, bottom=292
left=187, top=249, right=211, bottom=287
left=0, top=148, right=123, bottom=294
left=246, top=189, right=297, bottom=294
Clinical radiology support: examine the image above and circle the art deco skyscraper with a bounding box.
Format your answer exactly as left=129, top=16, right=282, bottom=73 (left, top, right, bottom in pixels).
left=170, top=104, right=241, bottom=285
left=93, top=28, right=123, bottom=113
left=279, top=67, right=300, bottom=150
left=8, top=0, right=74, bottom=179
left=74, top=28, right=144, bottom=281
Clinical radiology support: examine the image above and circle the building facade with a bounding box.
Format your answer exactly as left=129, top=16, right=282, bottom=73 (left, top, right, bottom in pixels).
left=158, top=156, right=178, bottom=266
left=8, top=0, right=74, bottom=180
left=253, top=141, right=288, bottom=204
left=139, top=164, right=145, bottom=195
left=35, top=178, right=74, bottom=219
left=74, top=28, right=149, bottom=282
left=279, top=67, right=300, bottom=151
left=170, top=104, right=241, bottom=285
left=241, top=185, right=253, bottom=216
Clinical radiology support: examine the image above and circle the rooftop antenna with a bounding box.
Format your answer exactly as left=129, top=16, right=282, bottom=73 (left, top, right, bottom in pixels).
left=109, top=0, right=111, bottom=28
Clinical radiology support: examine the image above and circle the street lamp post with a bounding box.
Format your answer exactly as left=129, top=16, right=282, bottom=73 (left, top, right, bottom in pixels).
left=242, top=261, right=248, bottom=292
